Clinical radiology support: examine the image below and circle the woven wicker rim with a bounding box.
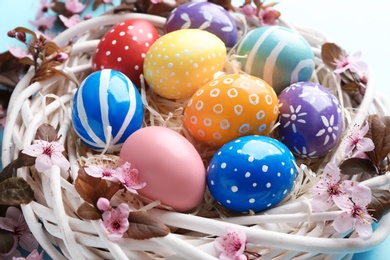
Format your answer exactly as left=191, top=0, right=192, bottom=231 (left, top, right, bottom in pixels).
left=2, top=10, right=390, bottom=259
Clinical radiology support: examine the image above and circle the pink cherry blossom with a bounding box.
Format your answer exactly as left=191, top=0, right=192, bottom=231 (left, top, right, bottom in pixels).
left=332, top=183, right=374, bottom=240
left=0, top=207, right=38, bottom=253
left=115, top=162, right=146, bottom=194
left=258, top=6, right=280, bottom=26
left=84, top=164, right=118, bottom=182
left=36, top=0, right=55, bottom=19
left=7, top=45, right=32, bottom=59
left=215, top=227, right=247, bottom=260
left=65, top=0, right=86, bottom=14
left=333, top=51, right=368, bottom=74
left=241, top=4, right=256, bottom=18
left=59, top=14, right=82, bottom=28
left=310, top=162, right=355, bottom=212
left=22, top=139, right=70, bottom=173
left=12, top=249, right=44, bottom=260
left=344, top=123, right=375, bottom=156
left=97, top=198, right=130, bottom=241
left=29, top=15, right=56, bottom=31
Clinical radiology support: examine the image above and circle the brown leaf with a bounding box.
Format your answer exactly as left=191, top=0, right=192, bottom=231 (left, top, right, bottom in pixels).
left=77, top=202, right=102, bottom=220
left=18, top=57, right=35, bottom=67
left=368, top=189, right=390, bottom=221
left=127, top=211, right=170, bottom=240
left=75, top=168, right=120, bottom=206
left=0, top=177, right=34, bottom=205
left=365, top=115, right=390, bottom=173
left=35, top=123, right=58, bottom=142
left=0, top=152, right=36, bottom=183
left=0, top=229, right=15, bottom=254
left=321, top=42, right=344, bottom=70
left=339, top=158, right=377, bottom=176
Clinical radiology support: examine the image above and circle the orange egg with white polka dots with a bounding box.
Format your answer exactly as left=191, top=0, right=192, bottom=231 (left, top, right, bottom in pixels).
left=184, top=74, right=279, bottom=147
left=143, top=29, right=226, bottom=100
left=92, top=19, right=159, bottom=88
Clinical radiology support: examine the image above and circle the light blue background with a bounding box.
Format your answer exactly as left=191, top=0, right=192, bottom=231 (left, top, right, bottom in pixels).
left=1, top=0, right=389, bottom=259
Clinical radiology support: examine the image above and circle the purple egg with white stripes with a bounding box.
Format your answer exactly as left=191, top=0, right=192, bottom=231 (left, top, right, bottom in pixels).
left=207, top=135, right=297, bottom=213
left=277, top=81, right=343, bottom=158
left=164, top=2, right=238, bottom=47
left=71, top=69, right=144, bottom=152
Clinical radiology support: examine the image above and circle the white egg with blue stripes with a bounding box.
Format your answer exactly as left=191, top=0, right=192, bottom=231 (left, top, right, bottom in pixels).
left=71, top=69, right=144, bottom=152
left=236, top=26, right=315, bottom=94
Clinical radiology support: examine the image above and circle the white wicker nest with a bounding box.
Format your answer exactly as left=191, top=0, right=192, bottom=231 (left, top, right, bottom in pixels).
left=2, top=9, right=390, bottom=260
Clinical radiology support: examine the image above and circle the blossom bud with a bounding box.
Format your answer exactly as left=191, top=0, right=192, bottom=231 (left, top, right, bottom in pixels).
left=83, top=14, right=92, bottom=20
left=7, top=30, right=16, bottom=38
left=16, top=32, right=27, bottom=42
left=55, top=52, right=69, bottom=62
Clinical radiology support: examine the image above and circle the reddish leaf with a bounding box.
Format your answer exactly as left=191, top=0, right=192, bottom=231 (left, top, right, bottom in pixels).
left=127, top=211, right=170, bottom=240
left=35, top=123, right=58, bottom=142
left=0, top=151, right=36, bottom=183
left=0, top=229, right=15, bottom=254
left=0, top=177, right=34, bottom=205
left=321, top=42, right=344, bottom=70
left=365, top=115, right=390, bottom=173
left=75, top=168, right=120, bottom=206
left=339, top=158, right=377, bottom=176
left=77, top=202, right=102, bottom=220
left=368, top=189, right=390, bottom=221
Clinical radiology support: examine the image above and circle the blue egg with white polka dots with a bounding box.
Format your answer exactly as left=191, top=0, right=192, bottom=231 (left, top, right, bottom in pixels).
left=207, top=135, right=297, bottom=213
left=72, top=69, right=144, bottom=152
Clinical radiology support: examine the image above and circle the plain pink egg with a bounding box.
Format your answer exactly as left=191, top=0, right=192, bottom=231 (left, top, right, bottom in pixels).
left=119, top=126, right=206, bottom=212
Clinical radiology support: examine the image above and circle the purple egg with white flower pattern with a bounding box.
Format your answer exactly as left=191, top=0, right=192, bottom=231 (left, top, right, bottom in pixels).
left=164, top=2, right=238, bottom=47
left=277, top=82, right=343, bottom=158
left=207, top=135, right=297, bottom=213
left=72, top=69, right=144, bottom=152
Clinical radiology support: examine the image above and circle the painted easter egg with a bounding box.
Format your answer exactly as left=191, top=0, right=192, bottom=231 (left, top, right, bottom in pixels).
left=120, top=126, right=206, bottom=212
left=92, top=19, right=159, bottom=87
left=72, top=69, right=144, bottom=152
left=143, top=29, right=226, bottom=99
left=277, top=81, right=343, bottom=158
left=236, top=26, right=315, bottom=94
left=184, top=74, right=279, bottom=147
left=164, top=2, right=238, bottom=47
left=207, top=135, right=297, bottom=213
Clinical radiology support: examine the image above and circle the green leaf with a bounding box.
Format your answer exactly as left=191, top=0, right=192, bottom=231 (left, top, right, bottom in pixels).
left=127, top=211, right=170, bottom=240
left=0, top=178, right=34, bottom=205
left=339, top=158, right=377, bottom=176
left=368, top=189, right=390, bottom=221
left=77, top=202, right=101, bottom=220
left=0, top=228, right=15, bottom=254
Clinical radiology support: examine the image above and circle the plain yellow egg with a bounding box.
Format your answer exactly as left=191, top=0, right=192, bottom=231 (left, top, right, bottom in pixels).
left=143, top=29, right=226, bottom=100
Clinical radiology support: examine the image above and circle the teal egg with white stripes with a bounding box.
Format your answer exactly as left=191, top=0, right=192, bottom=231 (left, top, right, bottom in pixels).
left=71, top=69, right=144, bottom=152
left=236, top=26, right=315, bottom=94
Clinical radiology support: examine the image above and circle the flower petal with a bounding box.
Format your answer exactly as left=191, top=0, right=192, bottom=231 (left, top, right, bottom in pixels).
left=35, top=154, right=52, bottom=172
left=332, top=212, right=354, bottom=233
left=352, top=184, right=372, bottom=206
left=19, top=232, right=39, bottom=252
left=22, top=144, right=44, bottom=157
left=356, top=138, right=375, bottom=152
left=355, top=221, right=373, bottom=240
left=51, top=152, right=70, bottom=172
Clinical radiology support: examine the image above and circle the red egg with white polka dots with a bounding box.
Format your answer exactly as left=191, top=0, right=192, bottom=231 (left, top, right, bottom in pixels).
left=92, top=19, right=159, bottom=87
